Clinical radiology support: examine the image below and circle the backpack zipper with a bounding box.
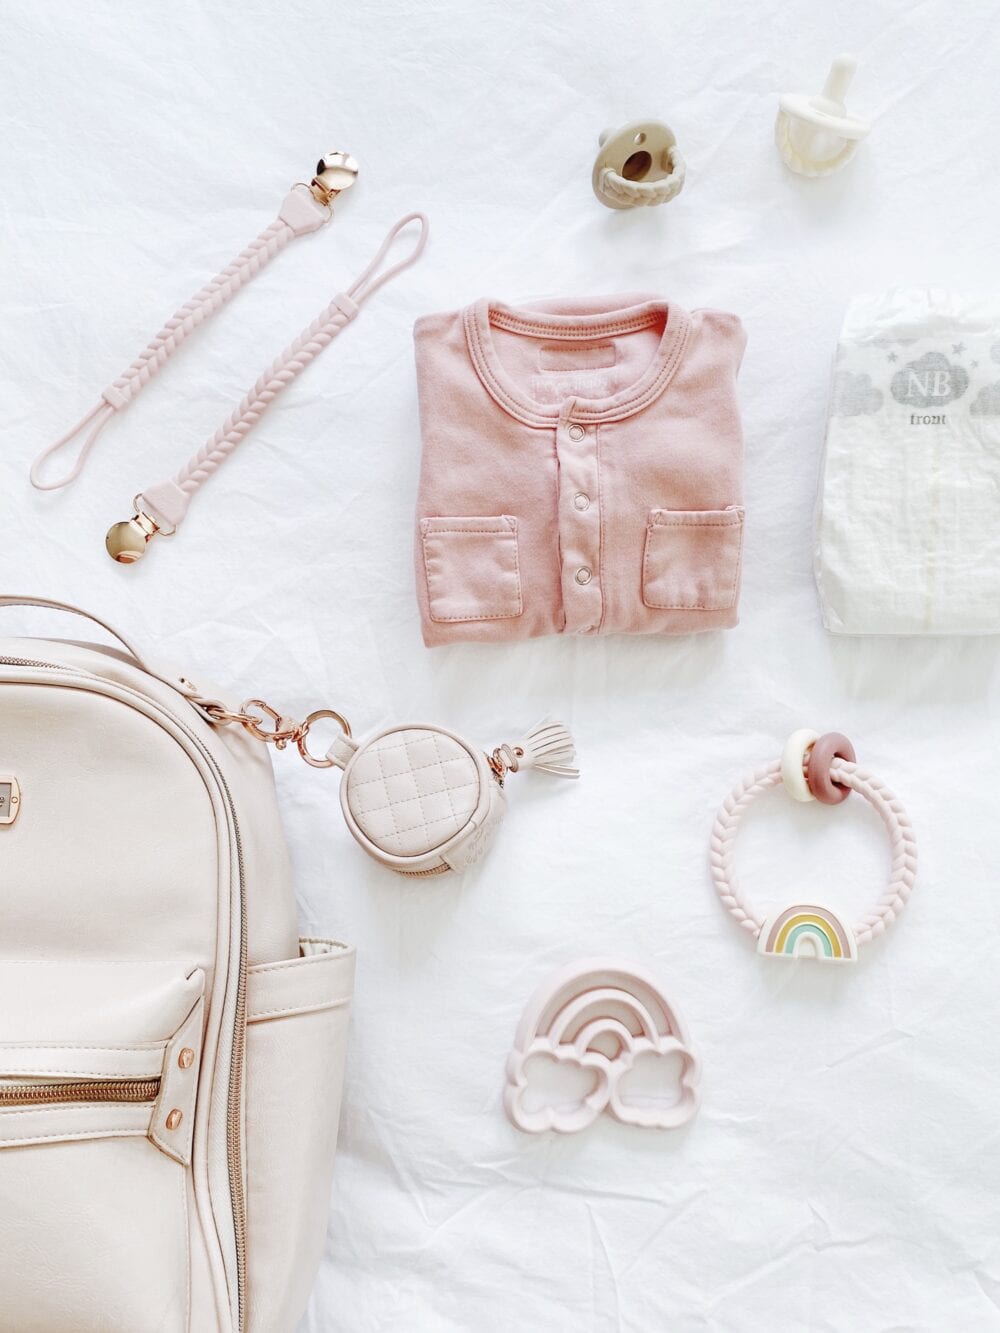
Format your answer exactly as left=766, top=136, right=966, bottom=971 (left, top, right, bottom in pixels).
left=0, top=1078, right=159, bottom=1106
left=0, top=656, right=61, bottom=668
left=217, top=763, right=249, bottom=1328
left=0, top=657, right=249, bottom=1331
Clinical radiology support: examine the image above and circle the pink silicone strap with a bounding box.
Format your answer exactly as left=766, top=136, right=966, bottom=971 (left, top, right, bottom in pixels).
left=31, top=186, right=330, bottom=491
left=138, top=212, right=429, bottom=530
left=709, top=757, right=917, bottom=947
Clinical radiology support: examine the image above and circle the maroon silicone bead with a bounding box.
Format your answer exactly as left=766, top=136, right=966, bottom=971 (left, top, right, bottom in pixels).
left=806, top=732, right=856, bottom=804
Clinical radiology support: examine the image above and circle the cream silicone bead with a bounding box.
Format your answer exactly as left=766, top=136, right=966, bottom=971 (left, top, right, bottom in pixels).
left=780, top=729, right=819, bottom=802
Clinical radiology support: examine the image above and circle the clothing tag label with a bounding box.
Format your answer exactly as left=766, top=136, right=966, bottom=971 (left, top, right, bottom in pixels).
left=538, top=341, right=617, bottom=372
left=529, top=371, right=618, bottom=403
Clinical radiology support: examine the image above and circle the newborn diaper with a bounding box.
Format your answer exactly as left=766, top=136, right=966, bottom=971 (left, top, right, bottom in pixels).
left=816, top=288, right=1000, bottom=634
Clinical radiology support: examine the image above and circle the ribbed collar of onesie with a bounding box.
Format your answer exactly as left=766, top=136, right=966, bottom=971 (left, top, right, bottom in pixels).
left=463, top=294, right=692, bottom=427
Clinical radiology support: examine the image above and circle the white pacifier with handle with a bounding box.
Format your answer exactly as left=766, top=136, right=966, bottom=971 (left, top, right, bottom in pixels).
left=775, top=53, right=870, bottom=177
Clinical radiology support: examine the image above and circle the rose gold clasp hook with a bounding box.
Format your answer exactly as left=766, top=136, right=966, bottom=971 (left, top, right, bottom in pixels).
left=238, top=699, right=300, bottom=749
left=193, top=693, right=350, bottom=767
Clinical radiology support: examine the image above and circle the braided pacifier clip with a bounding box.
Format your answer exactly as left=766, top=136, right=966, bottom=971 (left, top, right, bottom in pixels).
left=709, top=731, right=917, bottom=962
left=30, top=152, right=430, bottom=563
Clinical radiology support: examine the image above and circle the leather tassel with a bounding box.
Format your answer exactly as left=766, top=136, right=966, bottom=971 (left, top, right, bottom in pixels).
left=492, top=720, right=579, bottom=780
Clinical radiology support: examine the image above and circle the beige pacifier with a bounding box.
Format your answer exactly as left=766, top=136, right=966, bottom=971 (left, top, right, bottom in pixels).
left=592, top=120, right=686, bottom=210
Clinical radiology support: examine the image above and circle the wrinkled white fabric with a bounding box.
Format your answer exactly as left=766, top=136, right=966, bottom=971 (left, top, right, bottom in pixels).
left=817, top=289, right=1000, bottom=634
left=4, top=1, right=1000, bottom=1331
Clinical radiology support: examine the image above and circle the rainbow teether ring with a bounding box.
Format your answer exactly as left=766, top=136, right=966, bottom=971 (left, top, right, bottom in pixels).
left=710, top=732, right=916, bottom=964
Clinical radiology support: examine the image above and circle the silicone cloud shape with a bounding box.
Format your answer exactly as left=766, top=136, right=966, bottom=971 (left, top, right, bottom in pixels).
left=971, top=381, right=1000, bottom=416
left=890, top=352, right=969, bottom=407
left=503, top=1043, right=611, bottom=1134
left=504, top=960, right=701, bottom=1135
left=832, top=370, right=883, bottom=417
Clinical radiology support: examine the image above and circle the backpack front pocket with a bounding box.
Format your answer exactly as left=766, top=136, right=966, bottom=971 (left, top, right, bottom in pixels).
left=642, top=507, right=745, bottom=611
left=0, top=961, right=204, bottom=1333
left=420, top=515, right=523, bottom=622
left=244, top=938, right=355, bottom=1333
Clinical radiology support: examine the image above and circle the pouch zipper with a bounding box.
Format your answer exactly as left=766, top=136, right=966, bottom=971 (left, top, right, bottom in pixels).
left=0, top=656, right=249, bottom=1330
left=0, top=1077, right=159, bottom=1106
left=395, top=862, right=450, bottom=878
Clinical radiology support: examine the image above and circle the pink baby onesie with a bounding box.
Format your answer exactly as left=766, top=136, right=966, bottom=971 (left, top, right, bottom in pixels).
left=413, top=294, right=746, bottom=646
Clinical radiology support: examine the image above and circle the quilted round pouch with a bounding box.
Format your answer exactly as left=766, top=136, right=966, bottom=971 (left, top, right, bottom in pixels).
left=327, top=721, right=578, bottom=877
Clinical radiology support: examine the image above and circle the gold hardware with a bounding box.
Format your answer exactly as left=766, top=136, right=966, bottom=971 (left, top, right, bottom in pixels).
left=309, top=151, right=359, bottom=206
left=178, top=1048, right=195, bottom=1070
left=196, top=695, right=351, bottom=768
left=0, top=776, right=21, bottom=826
left=0, top=1077, right=159, bottom=1106
left=165, top=1108, right=183, bottom=1130
left=296, top=709, right=351, bottom=769
left=487, top=744, right=525, bottom=786
left=238, top=698, right=301, bottom=749
left=106, top=496, right=174, bottom=564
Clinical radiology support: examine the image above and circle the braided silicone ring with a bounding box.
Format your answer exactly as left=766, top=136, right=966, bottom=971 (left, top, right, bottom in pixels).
left=709, top=748, right=917, bottom=958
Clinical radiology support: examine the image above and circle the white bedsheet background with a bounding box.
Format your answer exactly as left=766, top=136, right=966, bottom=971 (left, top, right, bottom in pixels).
left=3, top=2, right=1000, bottom=1329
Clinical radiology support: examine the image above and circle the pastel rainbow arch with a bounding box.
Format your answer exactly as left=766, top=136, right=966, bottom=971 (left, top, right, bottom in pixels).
left=757, top=904, right=857, bottom=963
left=504, top=959, right=701, bottom=1133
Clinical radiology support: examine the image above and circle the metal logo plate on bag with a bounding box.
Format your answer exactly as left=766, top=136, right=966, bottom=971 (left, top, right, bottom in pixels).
left=0, top=777, right=21, bottom=825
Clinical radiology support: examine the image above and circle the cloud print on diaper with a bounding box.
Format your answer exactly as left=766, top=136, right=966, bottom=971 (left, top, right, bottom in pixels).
left=891, top=351, right=969, bottom=407
left=832, top=370, right=883, bottom=417
left=971, top=381, right=1000, bottom=416
left=504, top=959, right=701, bottom=1134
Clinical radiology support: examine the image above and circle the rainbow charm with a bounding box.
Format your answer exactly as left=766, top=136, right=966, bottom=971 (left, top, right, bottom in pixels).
left=757, top=904, right=857, bottom=963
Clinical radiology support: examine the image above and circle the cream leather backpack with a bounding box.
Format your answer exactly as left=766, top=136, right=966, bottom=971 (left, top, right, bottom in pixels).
left=0, top=597, right=354, bottom=1333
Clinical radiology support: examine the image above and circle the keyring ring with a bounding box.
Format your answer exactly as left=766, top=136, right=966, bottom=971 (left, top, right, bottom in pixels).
left=296, top=709, right=351, bottom=769
left=709, top=732, right=917, bottom=964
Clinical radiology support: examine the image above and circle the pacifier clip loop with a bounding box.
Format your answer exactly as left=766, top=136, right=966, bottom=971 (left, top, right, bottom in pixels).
left=31, top=155, right=355, bottom=495
left=29, top=153, right=431, bottom=564
left=105, top=210, right=429, bottom=563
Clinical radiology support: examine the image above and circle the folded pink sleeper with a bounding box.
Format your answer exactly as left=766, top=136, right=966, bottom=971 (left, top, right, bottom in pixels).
left=413, top=294, right=746, bottom=646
